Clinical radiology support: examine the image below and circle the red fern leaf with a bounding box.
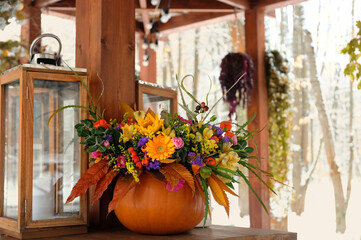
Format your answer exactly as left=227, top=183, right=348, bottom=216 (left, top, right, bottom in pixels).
left=108, top=175, right=136, bottom=213
left=66, top=160, right=109, bottom=204
left=92, top=169, right=119, bottom=204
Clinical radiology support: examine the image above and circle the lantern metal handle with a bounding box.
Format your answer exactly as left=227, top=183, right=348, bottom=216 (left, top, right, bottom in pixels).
left=30, top=33, right=62, bottom=62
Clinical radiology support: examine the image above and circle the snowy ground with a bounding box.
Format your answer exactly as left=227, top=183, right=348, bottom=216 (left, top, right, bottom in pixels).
left=211, top=178, right=361, bottom=240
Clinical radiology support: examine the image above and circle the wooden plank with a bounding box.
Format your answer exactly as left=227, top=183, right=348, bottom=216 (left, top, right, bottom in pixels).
left=20, top=0, right=42, bottom=63
left=0, top=225, right=297, bottom=239
left=256, top=0, right=306, bottom=11
left=35, top=0, right=63, bottom=8
left=158, top=12, right=243, bottom=36
left=18, top=68, right=28, bottom=232
left=75, top=0, right=135, bottom=228
left=217, top=0, right=250, bottom=10
left=42, top=9, right=76, bottom=20
left=136, top=0, right=236, bottom=12
left=245, top=8, right=270, bottom=229
left=139, top=0, right=151, bottom=36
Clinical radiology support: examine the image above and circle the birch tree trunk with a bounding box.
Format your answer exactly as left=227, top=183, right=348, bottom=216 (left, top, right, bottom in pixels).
left=305, top=30, right=351, bottom=233
left=191, top=29, right=200, bottom=111
left=290, top=5, right=313, bottom=215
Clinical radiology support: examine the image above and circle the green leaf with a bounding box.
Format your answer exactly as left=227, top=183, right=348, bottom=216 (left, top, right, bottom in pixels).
left=48, top=105, right=90, bottom=126
left=200, top=177, right=210, bottom=226
left=87, top=145, right=99, bottom=153
left=237, top=169, right=269, bottom=214
left=244, top=147, right=254, bottom=153
left=98, top=145, right=107, bottom=152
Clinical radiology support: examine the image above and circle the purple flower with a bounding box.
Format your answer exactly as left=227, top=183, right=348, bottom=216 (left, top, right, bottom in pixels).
left=188, top=152, right=196, bottom=157
left=105, top=134, right=112, bottom=141
left=115, top=126, right=121, bottom=131
left=138, top=136, right=149, bottom=147
left=224, top=136, right=230, bottom=142
left=213, top=126, right=223, bottom=136
left=191, top=155, right=203, bottom=167
left=146, top=160, right=161, bottom=170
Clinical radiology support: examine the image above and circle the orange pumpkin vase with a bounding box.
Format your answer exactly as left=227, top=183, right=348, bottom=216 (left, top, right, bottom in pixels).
left=114, top=172, right=205, bottom=235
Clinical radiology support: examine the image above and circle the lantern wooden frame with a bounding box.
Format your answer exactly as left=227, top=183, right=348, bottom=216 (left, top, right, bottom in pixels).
left=0, top=65, right=88, bottom=239
left=136, top=80, right=177, bottom=114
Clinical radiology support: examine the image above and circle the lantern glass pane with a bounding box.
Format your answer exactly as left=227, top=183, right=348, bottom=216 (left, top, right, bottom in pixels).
left=32, top=79, right=80, bottom=220
left=142, top=93, right=171, bottom=114
left=3, top=81, right=20, bottom=219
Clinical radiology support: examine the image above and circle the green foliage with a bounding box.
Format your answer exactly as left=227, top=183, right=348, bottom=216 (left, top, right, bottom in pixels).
left=265, top=50, right=292, bottom=184
left=341, top=21, right=361, bottom=89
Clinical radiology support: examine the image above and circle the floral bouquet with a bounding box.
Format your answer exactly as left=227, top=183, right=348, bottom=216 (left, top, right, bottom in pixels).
left=55, top=73, right=272, bottom=232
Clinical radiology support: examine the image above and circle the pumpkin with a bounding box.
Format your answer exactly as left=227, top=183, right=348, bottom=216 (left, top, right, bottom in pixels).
left=114, top=172, right=205, bottom=235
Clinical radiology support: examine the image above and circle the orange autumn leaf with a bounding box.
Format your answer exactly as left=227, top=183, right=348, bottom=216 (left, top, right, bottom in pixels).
left=211, top=173, right=238, bottom=197
left=108, top=175, right=136, bottom=213
left=160, top=164, right=182, bottom=188
left=168, top=163, right=195, bottom=194
left=92, top=169, right=119, bottom=204
left=66, top=160, right=109, bottom=204
left=192, top=164, right=201, bottom=175
left=158, top=158, right=177, bottom=164
left=207, top=174, right=230, bottom=216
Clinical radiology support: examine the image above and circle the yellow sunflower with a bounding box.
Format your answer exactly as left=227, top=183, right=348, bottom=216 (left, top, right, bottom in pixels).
left=145, top=135, right=175, bottom=161
left=136, top=113, right=164, bottom=137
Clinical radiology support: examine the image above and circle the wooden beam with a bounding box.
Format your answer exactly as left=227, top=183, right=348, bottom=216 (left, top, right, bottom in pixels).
left=245, top=7, right=270, bottom=229
left=20, top=0, right=42, bottom=63
left=75, top=0, right=135, bottom=228
left=158, top=12, right=243, bottom=36
left=138, top=37, right=157, bottom=83
left=139, top=0, right=151, bottom=36
left=35, top=0, right=63, bottom=8
left=42, top=9, right=75, bottom=20
left=256, top=0, right=307, bottom=11
left=217, top=0, right=250, bottom=10
left=136, top=0, right=236, bottom=12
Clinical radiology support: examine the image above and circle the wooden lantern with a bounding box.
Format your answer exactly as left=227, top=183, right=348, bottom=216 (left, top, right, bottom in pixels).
left=0, top=64, right=88, bottom=239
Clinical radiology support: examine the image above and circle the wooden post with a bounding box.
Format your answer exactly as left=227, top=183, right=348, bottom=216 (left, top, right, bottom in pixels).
left=138, top=37, right=157, bottom=83
left=75, top=0, right=135, bottom=228
left=20, top=0, right=42, bottom=63
left=245, top=7, right=270, bottom=229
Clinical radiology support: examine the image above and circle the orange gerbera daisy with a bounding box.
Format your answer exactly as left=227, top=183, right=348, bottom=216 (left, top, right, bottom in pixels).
left=145, top=135, right=175, bottom=161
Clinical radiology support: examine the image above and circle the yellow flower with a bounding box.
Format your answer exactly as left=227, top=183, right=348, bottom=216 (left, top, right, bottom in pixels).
left=121, top=124, right=136, bottom=142
left=162, top=126, right=175, bottom=138
left=216, top=151, right=240, bottom=172
left=136, top=113, right=164, bottom=137
left=145, top=135, right=175, bottom=161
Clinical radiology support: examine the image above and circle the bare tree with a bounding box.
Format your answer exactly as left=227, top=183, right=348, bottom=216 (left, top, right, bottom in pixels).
left=305, top=30, right=353, bottom=233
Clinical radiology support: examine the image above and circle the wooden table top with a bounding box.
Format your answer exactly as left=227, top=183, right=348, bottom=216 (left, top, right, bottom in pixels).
left=0, top=225, right=296, bottom=240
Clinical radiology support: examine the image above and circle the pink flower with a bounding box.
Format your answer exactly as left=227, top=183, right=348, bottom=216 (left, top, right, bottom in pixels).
left=117, top=155, right=126, bottom=168
left=177, top=115, right=192, bottom=125
left=91, top=150, right=102, bottom=159
left=172, top=137, right=184, bottom=149
left=231, top=135, right=238, bottom=145
left=103, top=140, right=110, bottom=148
left=166, top=179, right=186, bottom=191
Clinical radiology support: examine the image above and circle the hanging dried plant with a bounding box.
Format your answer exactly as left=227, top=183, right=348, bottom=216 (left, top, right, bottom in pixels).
left=219, top=52, right=254, bottom=118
